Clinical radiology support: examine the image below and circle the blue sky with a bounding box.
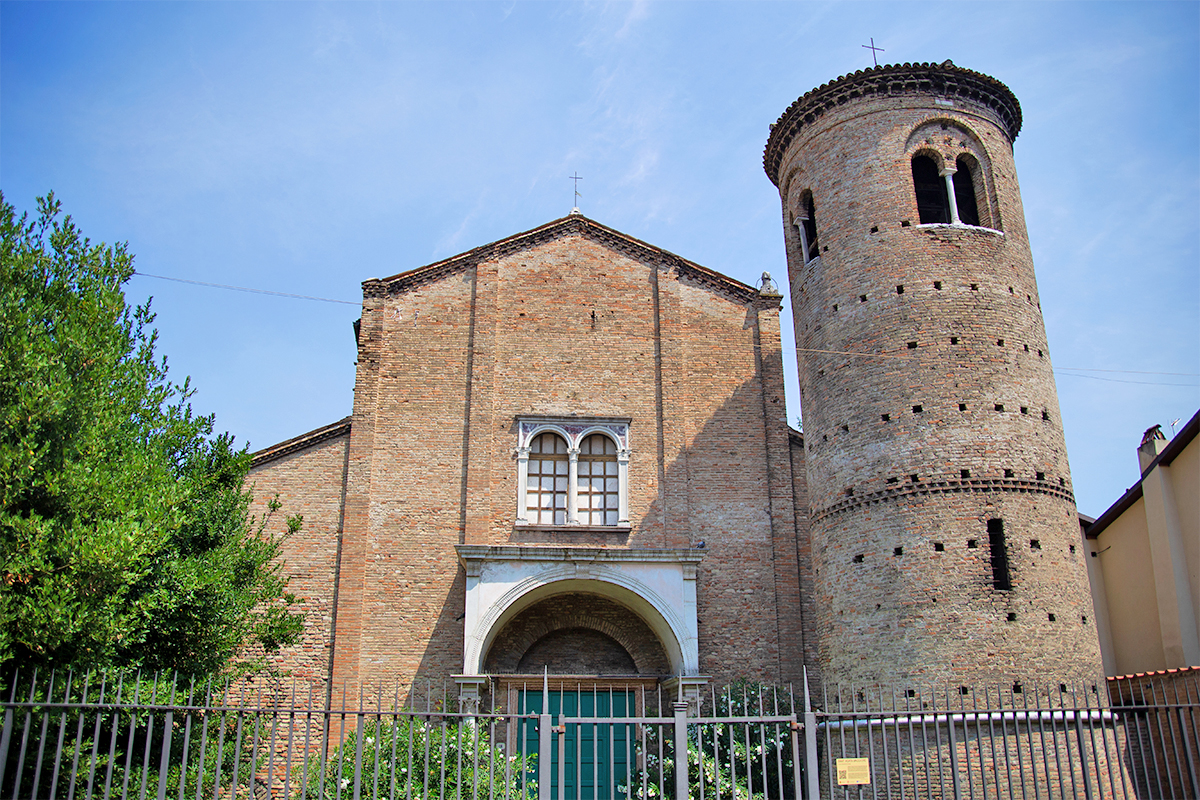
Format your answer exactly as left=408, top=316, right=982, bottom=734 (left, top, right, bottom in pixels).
left=2, top=1, right=1197, bottom=517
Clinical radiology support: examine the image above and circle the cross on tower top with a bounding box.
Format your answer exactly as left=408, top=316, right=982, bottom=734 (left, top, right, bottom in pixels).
left=570, top=173, right=583, bottom=210
left=862, top=38, right=884, bottom=67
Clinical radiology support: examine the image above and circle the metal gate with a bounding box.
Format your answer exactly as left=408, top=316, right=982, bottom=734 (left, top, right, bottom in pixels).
left=8, top=669, right=1197, bottom=799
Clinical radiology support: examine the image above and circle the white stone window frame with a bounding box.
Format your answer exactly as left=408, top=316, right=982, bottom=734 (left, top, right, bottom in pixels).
left=906, top=119, right=1003, bottom=234
left=516, top=416, right=631, bottom=528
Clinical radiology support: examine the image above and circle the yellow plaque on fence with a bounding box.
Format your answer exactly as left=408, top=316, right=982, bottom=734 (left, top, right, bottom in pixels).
left=836, top=757, right=871, bottom=785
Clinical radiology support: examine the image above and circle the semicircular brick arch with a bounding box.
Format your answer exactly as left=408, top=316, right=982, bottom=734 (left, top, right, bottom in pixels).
left=483, top=593, right=671, bottom=675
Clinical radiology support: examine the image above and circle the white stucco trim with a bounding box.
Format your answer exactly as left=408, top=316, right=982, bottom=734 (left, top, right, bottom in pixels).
left=456, top=546, right=704, bottom=678
left=515, top=416, right=632, bottom=527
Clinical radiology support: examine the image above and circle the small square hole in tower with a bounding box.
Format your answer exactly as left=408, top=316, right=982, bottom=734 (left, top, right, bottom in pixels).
left=967, top=539, right=978, bottom=548
left=934, top=281, right=942, bottom=290
left=950, top=336, right=959, bottom=344
left=1007, top=612, right=1017, bottom=622
left=1030, top=539, right=1041, bottom=550
left=896, top=285, right=904, bottom=294
left=994, top=404, right=1005, bottom=412
left=910, top=474, right=919, bottom=483
left=996, top=338, right=1004, bottom=346
left=1049, top=613, right=1056, bottom=622
left=961, top=469, right=970, bottom=478
left=881, top=413, right=890, bottom=422
left=853, top=554, right=864, bottom=563
left=971, top=283, right=979, bottom=291
left=934, top=542, right=945, bottom=552
left=1036, top=471, right=1045, bottom=481
left=894, top=547, right=903, bottom=556
left=1020, top=407, right=1029, bottom=415
left=901, top=220, right=911, bottom=227
left=1042, top=410, right=1050, bottom=421
left=907, top=341, right=918, bottom=349
left=870, top=225, right=879, bottom=233
left=912, top=404, right=923, bottom=413
left=959, top=403, right=967, bottom=411
left=1004, top=469, right=1015, bottom=478
left=860, top=294, right=867, bottom=302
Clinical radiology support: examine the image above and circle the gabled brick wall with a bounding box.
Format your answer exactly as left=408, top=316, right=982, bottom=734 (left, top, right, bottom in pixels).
left=247, top=216, right=810, bottom=687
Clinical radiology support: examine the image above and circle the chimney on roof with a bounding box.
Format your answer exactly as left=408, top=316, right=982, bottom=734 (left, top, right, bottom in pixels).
left=1139, top=424, right=1169, bottom=472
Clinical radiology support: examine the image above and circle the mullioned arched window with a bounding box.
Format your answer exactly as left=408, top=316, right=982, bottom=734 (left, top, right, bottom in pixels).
left=905, top=121, right=1001, bottom=230
left=516, top=417, right=631, bottom=527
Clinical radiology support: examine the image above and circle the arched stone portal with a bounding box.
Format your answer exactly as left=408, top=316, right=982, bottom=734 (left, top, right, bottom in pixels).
left=455, top=545, right=704, bottom=681
left=483, top=593, right=672, bottom=675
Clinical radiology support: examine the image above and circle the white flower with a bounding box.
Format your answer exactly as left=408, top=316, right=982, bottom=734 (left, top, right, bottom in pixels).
left=340, top=778, right=350, bottom=789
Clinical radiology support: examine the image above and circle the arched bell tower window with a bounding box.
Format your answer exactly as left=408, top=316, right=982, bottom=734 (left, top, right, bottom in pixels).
left=912, top=155, right=951, bottom=224
left=793, top=192, right=820, bottom=264
left=953, top=155, right=982, bottom=226
left=906, top=121, right=1001, bottom=230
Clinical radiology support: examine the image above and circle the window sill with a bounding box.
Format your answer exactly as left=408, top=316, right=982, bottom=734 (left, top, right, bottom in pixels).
left=915, top=222, right=1004, bottom=236
left=514, top=522, right=630, bottom=532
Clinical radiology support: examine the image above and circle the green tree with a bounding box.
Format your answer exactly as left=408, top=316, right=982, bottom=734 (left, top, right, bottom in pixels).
left=0, top=192, right=303, bottom=680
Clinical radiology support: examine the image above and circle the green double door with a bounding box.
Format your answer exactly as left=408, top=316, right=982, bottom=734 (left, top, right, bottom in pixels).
left=520, top=690, right=633, bottom=800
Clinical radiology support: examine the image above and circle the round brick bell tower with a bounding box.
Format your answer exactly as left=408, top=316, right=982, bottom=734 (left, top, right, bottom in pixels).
left=764, top=61, right=1103, bottom=687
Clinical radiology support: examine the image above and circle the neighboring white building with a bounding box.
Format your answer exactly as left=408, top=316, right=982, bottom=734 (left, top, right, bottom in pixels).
left=1083, top=410, right=1200, bottom=677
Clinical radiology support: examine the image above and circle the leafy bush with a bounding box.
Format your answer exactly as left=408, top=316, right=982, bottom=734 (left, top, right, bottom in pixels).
left=624, top=682, right=798, bottom=800
left=299, top=713, right=537, bottom=800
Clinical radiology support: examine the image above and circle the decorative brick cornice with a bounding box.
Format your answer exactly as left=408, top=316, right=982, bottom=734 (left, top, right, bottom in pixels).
left=812, top=476, right=1074, bottom=523
left=250, top=416, right=352, bottom=468
left=370, top=214, right=760, bottom=305
left=764, top=61, right=1023, bottom=186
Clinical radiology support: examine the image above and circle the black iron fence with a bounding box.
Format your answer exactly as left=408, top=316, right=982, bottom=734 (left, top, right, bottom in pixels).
left=1, top=669, right=1196, bottom=799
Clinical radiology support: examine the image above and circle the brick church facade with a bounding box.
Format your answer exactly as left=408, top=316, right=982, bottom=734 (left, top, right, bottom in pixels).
left=248, top=61, right=1105, bottom=700
left=248, top=214, right=817, bottom=699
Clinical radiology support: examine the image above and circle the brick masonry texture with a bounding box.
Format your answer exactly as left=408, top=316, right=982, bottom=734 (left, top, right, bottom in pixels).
left=483, top=594, right=670, bottom=675
left=249, top=216, right=807, bottom=689
left=248, top=63, right=1104, bottom=694
left=247, top=421, right=350, bottom=682
left=765, top=62, right=1102, bottom=686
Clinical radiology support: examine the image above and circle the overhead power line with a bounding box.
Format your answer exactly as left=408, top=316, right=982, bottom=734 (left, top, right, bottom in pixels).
left=1054, top=367, right=1198, bottom=377
left=132, top=271, right=359, bottom=306
left=129, top=270, right=1197, bottom=386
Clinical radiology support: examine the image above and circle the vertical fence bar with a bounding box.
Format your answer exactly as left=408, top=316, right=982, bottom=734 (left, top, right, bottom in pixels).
left=0, top=670, right=16, bottom=793
left=1170, top=672, right=1200, bottom=798
left=49, top=670, right=74, bottom=800
left=947, top=684, right=961, bottom=800
left=193, top=680, right=213, bottom=800
left=67, top=670, right=92, bottom=800
left=31, top=668, right=56, bottom=800
left=1071, top=683, right=1094, bottom=800
left=155, top=674, right=176, bottom=800
left=673, top=698, right=688, bottom=800
left=282, top=680, right=297, bottom=799
left=1010, top=684, right=1026, bottom=800
left=178, top=677, right=197, bottom=800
